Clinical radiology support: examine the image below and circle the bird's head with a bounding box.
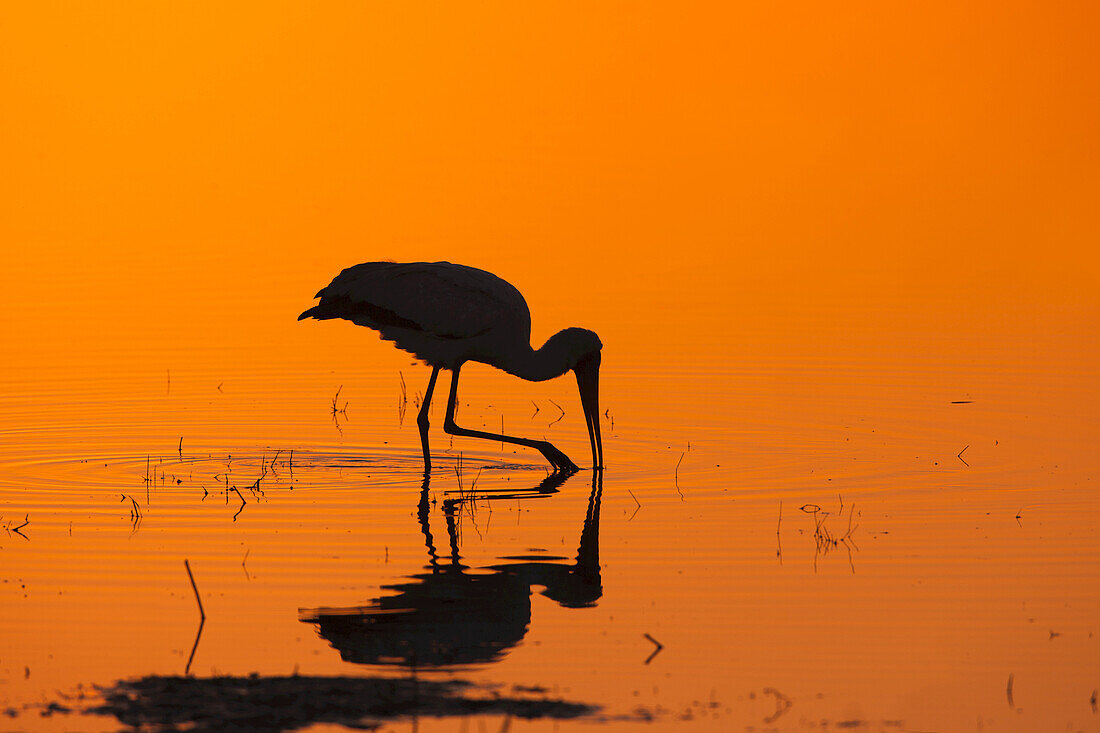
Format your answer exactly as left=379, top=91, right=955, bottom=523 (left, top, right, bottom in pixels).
left=532, top=327, right=603, bottom=470
left=553, top=327, right=602, bottom=365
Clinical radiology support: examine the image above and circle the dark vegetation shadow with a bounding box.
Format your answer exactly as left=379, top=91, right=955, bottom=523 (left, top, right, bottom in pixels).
left=300, top=470, right=603, bottom=668
left=85, top=674, right=597, bottom=731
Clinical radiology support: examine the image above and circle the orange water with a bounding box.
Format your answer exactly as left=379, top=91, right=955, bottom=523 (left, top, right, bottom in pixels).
left=2, top=3, right=1100, bottom=730
left=2, top=289, right=1098, bottom=730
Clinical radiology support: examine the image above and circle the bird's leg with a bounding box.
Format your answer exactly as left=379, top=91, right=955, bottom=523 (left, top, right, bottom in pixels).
left=418, top=366, right=441, bottom=472
left=442, top=366, right=579, bottom=473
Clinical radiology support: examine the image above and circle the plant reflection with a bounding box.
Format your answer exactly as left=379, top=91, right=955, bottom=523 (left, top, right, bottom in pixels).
left=300, top=470, right=603, bottom=668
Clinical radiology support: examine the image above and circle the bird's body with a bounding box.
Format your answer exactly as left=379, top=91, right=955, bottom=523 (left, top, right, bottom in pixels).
left=299, top=261, right=603, bottom=472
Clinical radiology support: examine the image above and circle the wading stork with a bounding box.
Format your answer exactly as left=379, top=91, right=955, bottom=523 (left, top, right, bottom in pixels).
left=298, top=261, right=603, bottom=473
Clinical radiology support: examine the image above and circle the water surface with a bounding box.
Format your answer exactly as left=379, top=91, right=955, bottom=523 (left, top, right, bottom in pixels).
left=2, top=299, right=1098, bottom=731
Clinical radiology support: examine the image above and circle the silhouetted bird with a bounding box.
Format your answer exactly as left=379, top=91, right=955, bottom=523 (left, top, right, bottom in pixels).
left=299, top=261, right=603, bottom=471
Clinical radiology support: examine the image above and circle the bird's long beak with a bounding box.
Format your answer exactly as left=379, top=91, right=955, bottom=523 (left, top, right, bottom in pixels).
left=574, top=351, right=603, bottom=470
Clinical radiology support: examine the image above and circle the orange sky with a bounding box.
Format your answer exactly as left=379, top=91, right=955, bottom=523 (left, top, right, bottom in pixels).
left=2, top=2, right=1098, bottom=367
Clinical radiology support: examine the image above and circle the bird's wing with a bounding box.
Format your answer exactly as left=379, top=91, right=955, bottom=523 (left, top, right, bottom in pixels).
left=302, top=261, right=529, bottom=339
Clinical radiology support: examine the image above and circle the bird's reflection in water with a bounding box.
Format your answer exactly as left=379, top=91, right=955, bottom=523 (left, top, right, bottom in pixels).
left=299, top=470, right=603, bottom=668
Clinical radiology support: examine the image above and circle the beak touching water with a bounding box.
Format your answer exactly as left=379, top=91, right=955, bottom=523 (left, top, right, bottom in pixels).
left=574, top=351, right=604, bottom=469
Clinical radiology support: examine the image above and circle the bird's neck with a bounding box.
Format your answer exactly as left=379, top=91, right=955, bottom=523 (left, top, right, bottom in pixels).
left=501, top=332, right=576, bottom=383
